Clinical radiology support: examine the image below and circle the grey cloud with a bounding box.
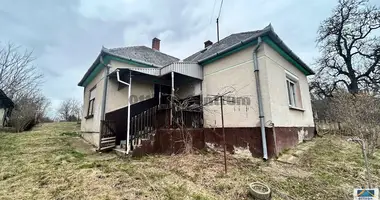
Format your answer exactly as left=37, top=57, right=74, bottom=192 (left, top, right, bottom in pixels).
left=0, top=0, right=346, bottom=117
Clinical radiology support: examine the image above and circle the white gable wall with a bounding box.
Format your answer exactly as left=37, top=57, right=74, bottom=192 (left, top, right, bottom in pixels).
left=202, top=46, right=272, bottom=127
left=201, top=42, right=314, bottom=128
left=263, top=43, right=314, bottom=127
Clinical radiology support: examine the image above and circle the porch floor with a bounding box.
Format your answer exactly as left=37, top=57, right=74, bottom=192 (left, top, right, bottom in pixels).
left=113, top=145, right=129, bottom=157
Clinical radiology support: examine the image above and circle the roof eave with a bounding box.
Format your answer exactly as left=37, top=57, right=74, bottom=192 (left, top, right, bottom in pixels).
left=77, top=50, right=104, bottom=87
left=266, top=31, right=315, bottom=75
left=198, top=29, right=271, bottom=64
left=78, top=49, right=165, bottom=87
left=103, top=49, right=162, bottom=68
left=198, top=27, right=315, bottom=76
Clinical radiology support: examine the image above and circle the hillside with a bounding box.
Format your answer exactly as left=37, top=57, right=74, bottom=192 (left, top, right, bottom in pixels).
left=0, top=122, right=379, bottom=199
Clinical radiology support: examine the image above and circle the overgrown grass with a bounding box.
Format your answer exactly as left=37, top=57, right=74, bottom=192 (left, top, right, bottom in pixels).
left=0, top=123, right=379, bottom=199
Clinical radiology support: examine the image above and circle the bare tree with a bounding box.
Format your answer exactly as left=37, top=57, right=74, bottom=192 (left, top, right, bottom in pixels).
left=58, top=98, right=81, bottom=121
left=311, top=0, right=380, bottom=97
left=326, top=92, right=380, bottom=156
left=0, top=42, right=48, bottom=131
left=10, top=93, right=51, bottom=132
left=0, top=43, right=43, bottom=101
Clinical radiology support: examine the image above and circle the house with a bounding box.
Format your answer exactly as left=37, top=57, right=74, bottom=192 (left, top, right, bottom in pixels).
left=0, top=89, right=14, bottom=127
left=78, top=25, right=315, bottom=159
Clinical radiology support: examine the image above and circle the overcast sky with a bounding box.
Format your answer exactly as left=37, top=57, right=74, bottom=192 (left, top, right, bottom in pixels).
left=1, top=0, right=377, bottom=117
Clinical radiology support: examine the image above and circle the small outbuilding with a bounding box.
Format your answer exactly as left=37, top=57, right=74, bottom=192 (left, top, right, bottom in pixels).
left=0, top=90, right=14, bottom=127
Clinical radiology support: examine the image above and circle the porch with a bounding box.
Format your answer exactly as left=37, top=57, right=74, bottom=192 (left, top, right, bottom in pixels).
left=99, top=62, right=204, bottom=152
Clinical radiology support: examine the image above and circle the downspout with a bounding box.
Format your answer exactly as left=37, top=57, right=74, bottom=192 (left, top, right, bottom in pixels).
left=100, top=56, right=109, bottom=121
left=99, top=56, right=110, bottom=150
left=116, top=69, right=132, bottom=154
left=253, top=37, right=268, bottom=160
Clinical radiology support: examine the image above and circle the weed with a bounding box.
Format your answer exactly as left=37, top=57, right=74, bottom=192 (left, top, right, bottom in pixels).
left=61, top=132, right=79, bottom=137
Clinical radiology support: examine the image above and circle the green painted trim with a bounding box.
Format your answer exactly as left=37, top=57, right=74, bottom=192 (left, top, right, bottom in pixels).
left=105, top=54, right=159, bottom=68
left=199, top=36, right=313, bottom=76
left=81, top=53, right=159, bottom=87
left=262, top=36, right=312, bottom=75
left=82, top=58, right=109, bottom=87
left=200, top=40, right=258, bottom=66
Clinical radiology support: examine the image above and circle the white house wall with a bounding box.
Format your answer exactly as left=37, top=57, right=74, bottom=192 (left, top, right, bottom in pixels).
left=105, top=77, right=154, bottom=113
left=80, top=67, right=106, bottom=146
left=262, top=43, right=314, bottom=127
left=202, top=46, right=271, bottom=128
left=106, top=60, right=155, bottom=113
left=175, top=79, right=202, bottom=99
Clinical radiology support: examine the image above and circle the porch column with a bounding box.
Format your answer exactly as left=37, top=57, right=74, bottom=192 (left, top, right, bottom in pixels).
left=170, top=71, right=174, bottom=127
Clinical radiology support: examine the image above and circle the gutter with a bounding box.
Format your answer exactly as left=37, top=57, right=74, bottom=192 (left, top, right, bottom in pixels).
left=78, top=48, right=162, bottom=87
left=198, top=30, right=269, bottom=63
left=252, top=37, right=268, bottom=160
left=197, top=25, right=314, bottom=76
left=103, top=49, right=161, bottom=68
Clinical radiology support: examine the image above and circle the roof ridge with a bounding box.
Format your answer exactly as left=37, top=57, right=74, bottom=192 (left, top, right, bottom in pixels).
left=108, top=45, right=179, bottom=60
left=108, top=45, right=145, bottom=50
left=231, top=30, right=261, bottom=35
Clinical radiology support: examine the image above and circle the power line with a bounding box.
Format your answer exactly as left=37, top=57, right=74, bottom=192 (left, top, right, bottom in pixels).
left=217, top=0, right=224, bottom=19
left=216, top=0, right=224, bottom=43
left=206, top=0, right=218, bottom=42
left=209, top=0, right=217, bottom=25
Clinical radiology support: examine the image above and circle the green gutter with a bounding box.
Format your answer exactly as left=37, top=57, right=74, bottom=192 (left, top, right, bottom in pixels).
left=106, top=55, right=159, bottom=68
left=81, top=57, right=110, bottom=87
left=199, top=36, right=313, bottom=76
left=200, top=40, right=258, bottom=66
left=262, top=36, right=312, bottom=76
left=80, top=53, right=160, bottom=87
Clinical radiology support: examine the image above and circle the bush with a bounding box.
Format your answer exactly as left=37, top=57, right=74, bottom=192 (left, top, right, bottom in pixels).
left=326, top=92, right=380, bottom=156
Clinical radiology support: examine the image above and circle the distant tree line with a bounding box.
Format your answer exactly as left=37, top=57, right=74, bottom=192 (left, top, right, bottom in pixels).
left=58, top=98, right=82, bottom=122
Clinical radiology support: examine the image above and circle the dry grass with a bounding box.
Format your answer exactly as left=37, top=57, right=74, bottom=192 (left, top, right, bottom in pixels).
left=0, top=122, right=379, bottom=200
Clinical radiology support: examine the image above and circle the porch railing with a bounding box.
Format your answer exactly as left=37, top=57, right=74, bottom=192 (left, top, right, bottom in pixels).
left=127, top=105, right=203, bottom=151
left=173, top=110, right=203, bottom=128
left=99, top=120, right=117, bottom=151
left=129, top=105, right=167, bottom=150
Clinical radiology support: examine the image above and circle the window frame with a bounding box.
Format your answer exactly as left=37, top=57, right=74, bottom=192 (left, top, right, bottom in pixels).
left=286, top=78, right=297, bottom=107
left=86, top=86, right=96, bottom=119
left=285, top=72, right=303, bottom=111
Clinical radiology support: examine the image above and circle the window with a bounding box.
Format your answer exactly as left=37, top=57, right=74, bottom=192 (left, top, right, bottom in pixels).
left=287, top=78, right=297, bottom=107
left=286, top=74, right=302, bottom=109
left=87, top=87, right=96, bottom=118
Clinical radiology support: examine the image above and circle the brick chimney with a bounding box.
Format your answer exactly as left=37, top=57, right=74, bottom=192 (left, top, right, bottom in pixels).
left=204, top=40, right=213, bottom=48
left=152, top=37, right=160, bottom=51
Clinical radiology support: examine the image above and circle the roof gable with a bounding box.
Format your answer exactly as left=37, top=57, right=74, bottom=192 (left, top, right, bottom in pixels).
left=184, top=30, right=263, bottom=62
left=78, top=46, right=180, bottom=87
left=184, top=25, right=314, bottom=76
left=106, top=46, right=179, bottom=67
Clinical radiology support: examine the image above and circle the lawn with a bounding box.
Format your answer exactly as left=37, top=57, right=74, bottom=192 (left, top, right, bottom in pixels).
left=0, top=122, right=379, bottom=200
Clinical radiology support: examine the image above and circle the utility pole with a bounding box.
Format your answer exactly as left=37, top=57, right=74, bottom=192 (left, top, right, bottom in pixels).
left=216, top=18, right=220, bottom=43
